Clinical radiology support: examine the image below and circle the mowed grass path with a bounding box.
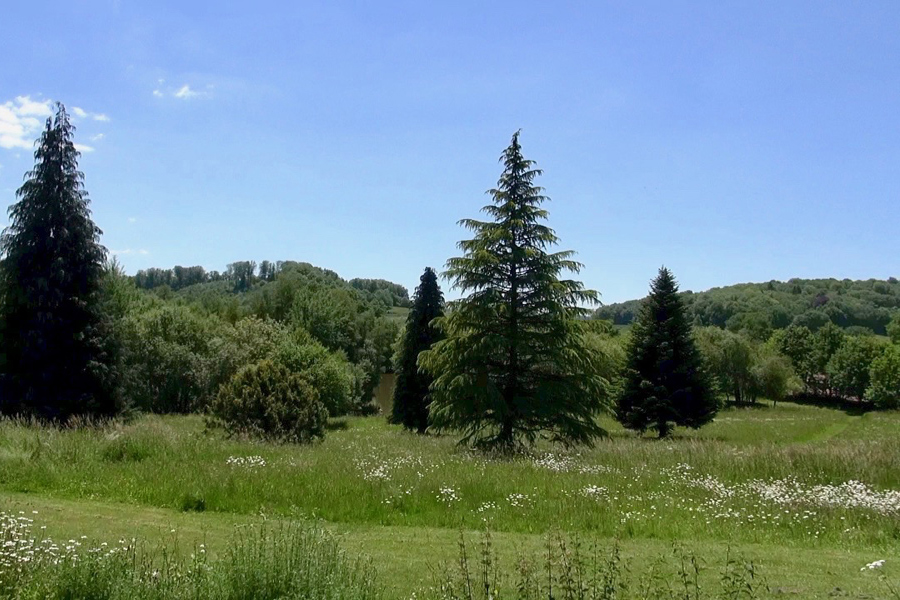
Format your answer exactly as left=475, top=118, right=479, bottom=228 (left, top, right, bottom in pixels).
left=2, top=403, right=899, bottom=597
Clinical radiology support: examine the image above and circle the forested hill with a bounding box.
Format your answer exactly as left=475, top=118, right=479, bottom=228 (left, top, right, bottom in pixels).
left=133, top=261, right=411, bottom=308
left=594, top=277, right=900, bottom=336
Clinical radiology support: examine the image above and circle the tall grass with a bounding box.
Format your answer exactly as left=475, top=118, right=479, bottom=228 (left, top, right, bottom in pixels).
left=432, top=530, right=770, bottom=600
left=0, top=512, right=381, bottom=600
left=0, top=405, right=898, bottom=549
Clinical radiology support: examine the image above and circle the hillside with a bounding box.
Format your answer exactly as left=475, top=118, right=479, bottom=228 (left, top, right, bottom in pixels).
left=594, top=277, right=900, bottom=336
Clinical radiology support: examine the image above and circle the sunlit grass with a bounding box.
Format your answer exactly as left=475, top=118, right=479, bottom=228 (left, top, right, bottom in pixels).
left=1, top=403, right=898, bottom=551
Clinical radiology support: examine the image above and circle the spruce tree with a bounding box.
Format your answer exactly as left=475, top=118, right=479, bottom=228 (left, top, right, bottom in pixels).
left=420, top=131, right=609, bottom=450
left=0, top=103, right=116, bottom=420
left=390, top=267, right=444, bottom=432
left=617, top=267, right=717, bottom=438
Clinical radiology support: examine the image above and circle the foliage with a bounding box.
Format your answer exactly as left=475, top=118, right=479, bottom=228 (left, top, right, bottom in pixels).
left=865, top=344, right=900, bottom=409
left=350, top=277, right=411, bottom=308
left=120, top=304, right=221, bottom=413
left=694, top=327, right=756, bottom=403
left=211, top=359, right=327, bottom=442
left=888, top=313, right=900, bottom=344
left=826, top=335, right=886, bottom=400
left=695, top=327, right=800, bottom=405
left=596, top=277, right=900, bottom=335
left=751, top=348, right=801, bottom=406
left=207, top=316, right=290, bottom=396
left=390, top=267, right=444, bottom=432
left=276, top=332, right=356, bottom=417
left=0, top=104, right=117, bottom=420
left=769, top=325, right=816, bottom=391
left=421, top=132, right=609, bottom=450
left=617, top=267, right=718, bottom=437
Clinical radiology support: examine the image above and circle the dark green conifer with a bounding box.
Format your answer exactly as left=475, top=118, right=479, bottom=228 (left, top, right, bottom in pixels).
left=390, top=267, right=444, bottom=432
left=617, top=267, right=717, bottom=437
left=421, top=131, right=610, bottom=450
left=0, top=103, right=116, bottom=420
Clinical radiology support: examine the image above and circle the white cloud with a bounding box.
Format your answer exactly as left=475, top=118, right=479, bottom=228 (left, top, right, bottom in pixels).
left=72, top=106, right=110, bottom=122
left=174, top=85, right=199, bottom=99
left=1, top=96, right=109, bottom=151
left=112, top=248, right=150, bottom=256
left=90, top=133, right=105, bottom=142
left=127, top=217, right=137, bottom=223
left=153, top=82, right=211, bottom=100
left=0, top=96, right=52, bottom=149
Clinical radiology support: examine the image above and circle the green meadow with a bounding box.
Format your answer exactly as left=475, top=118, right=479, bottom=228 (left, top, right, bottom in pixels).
left=2, top=402, right=898, bottom=598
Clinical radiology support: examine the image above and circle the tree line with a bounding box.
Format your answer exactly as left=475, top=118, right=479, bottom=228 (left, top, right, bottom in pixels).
left=596, top=277, right=899, bottom=337
left=1, top=107, right=897, bottom=449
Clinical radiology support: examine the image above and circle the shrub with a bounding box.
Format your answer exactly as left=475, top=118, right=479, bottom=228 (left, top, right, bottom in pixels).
left=207, top=316, right=291, bottom=395
left=275, top=337, right=355, bottom=417
left=210, top=360, right=327, bottom=442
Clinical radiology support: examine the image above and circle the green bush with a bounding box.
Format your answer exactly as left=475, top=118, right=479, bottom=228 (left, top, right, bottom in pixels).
left=275, top=336, right=355, bottom=417
left=210, top=360, right=328, bottom=442
left=207, top=317, right=291, bottom=395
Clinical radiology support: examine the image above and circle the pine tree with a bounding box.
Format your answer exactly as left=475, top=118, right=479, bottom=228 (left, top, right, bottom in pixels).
left=390, top=267, right=444, bottom=432
left=420, top=131, right=609, bottom=450
left=0, top=103, right=117, bottom=420
left=617, top=267, right=717, bottom=438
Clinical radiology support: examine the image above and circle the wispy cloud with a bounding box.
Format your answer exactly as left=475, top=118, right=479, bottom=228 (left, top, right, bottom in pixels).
left=90, top=133, right=105, bottom=142
left=72, top=107, right=110, bottom=122
left=127, top=217, right=137, bottom=223
left=0, top=96, right=52, bottom=149
left=174, top=85, right=199, bottom=99
left=74, top=143, right=95, bottom=153
left=153, top=82, right=212, bottom=100
left=112, top=248, right=150, bottom=256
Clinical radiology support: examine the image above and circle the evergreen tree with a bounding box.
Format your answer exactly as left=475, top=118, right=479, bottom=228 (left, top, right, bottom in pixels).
left=617, top=267, right=717, bottom=438
left=0, top=103, right=116, bottom=420
left=420, top=131, right=609, bottom=450
left=390, top=267, right=444, bottom=432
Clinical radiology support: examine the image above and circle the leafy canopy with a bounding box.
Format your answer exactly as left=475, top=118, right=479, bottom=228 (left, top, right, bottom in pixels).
left=421, top=131, right=610, bottom=450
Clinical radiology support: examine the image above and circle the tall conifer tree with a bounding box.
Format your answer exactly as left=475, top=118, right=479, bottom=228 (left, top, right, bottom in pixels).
left=617, top=267, right=717, bottom=437
left=390, top=267, right=444, bottom=432
left=420, top=131, right=609, bottom=450
left=0, top=103, right=116, bottom=420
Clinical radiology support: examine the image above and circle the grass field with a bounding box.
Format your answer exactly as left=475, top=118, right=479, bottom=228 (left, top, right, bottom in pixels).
left=1, top=403, right=899, bottom=598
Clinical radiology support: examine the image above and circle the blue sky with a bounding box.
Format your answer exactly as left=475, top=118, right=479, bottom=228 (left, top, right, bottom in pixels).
left=1, top=1, right=898, bottom=303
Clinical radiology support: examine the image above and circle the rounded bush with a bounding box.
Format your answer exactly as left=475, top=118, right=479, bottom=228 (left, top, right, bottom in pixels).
left=211, top=360, right=328, bottom=442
